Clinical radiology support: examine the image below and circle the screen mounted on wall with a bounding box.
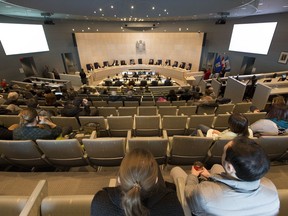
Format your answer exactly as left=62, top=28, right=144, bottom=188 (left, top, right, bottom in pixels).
left=228, top=22, right=277, bottom=55
left=0, top=23, right=49, bottom=55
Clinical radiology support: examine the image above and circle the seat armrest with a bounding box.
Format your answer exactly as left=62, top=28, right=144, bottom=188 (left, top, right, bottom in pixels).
left=196, top=129, right=204, bottom=137
left=89, top=130, right=97, bottom=139
left=175, top=177, right=192, bottom=216
left=162, top=129, right=168, bottom=139
left=20, top=180, right=48, bottom=216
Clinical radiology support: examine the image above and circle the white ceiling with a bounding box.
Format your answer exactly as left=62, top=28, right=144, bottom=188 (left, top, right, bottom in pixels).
left=0, top=0, right=288, bottom=22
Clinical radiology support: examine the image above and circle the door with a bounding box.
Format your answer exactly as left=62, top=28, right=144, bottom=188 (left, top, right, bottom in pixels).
left=61, top=53, right=76, bottom=74
left=19, top=56, right=38, bottom=77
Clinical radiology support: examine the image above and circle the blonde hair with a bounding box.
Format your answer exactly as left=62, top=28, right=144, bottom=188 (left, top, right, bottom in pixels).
left=7, top=91, right=19, bottom=101
left=119, top=149, right=158, bottom=216
left=19, top=108, right=38, bottom=126
left=272, top=96, right=285, bottom=105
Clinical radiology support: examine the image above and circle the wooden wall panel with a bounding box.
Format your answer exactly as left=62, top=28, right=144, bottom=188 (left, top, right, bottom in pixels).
left=75, top=32, right=204, bottom=72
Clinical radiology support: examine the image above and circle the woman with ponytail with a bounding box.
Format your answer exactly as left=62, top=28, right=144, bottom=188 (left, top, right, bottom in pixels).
left=91, top=148, right=184, bottom=216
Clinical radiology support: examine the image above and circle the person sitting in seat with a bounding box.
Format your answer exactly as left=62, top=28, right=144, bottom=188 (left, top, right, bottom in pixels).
left=13, top=107, right=62, bottom=140
left=170, top=137, right=279, bottom=216
left=91, top=148, right=184, bottom=216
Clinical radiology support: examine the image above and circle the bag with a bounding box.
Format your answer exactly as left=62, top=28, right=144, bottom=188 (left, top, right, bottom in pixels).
left=82, top=122, right=100, bottom=134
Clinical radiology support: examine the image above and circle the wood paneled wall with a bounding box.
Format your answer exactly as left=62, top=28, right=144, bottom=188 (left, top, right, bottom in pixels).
left=75, top=32, right=204, bottom=72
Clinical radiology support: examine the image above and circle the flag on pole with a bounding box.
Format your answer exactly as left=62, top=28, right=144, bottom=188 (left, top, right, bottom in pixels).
left=214, top=55, right=222, bottom=73
left=225, top=56, right=231, bottom=72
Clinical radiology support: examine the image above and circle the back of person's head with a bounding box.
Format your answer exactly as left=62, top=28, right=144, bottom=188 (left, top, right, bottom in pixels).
left=7, top=91, right=19, bottom=101
left=225, top=137, right=270, bottom=181
left=228, top=113, right=249, bottom=136
left=266, top=104, right=288, bottom=121
left=119, top=148, right=158, bottom=216
left=45, top=93, right=56, bottom=105
left=26, top=98, right=38, bottom=108
left=19, top=108, right=38, bottom=126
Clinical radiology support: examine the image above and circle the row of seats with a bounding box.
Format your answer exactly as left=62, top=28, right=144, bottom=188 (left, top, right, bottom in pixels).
left=1, top=133, right=288, bottom=172
left=1, top=178, right=287, bottom=216
left=0, top=113, right=267, bottom=135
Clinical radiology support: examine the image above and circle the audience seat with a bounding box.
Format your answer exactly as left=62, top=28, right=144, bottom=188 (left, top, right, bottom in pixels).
left=51, top=116, right=80, bottom=131
left=158, top=106, right=177, bottom=117
left=134, top=115, right=161, bottom=136
left=178, top=106, right=197, bottom=116
left=107, top=116, right=133, bottom=137
left=243, top=112, right=267, bottom=124
left=138, top=106, right=157, bottom=116
left=162, top=115, right=188, bottom=136
left=214, top=104, right=234, bottom=115
left=232, top=102, right=252, bottom=114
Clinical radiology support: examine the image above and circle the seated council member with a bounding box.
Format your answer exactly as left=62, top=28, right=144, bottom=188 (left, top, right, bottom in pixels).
left=13, top=108, right=62, bottom=140
left=170, top=137, right=279, bottom=216
left=91, top=148, right=184, bottom=216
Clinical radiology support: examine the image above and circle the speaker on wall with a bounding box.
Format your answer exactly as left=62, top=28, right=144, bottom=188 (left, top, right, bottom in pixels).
left=72, top=33, right=77, bottom=47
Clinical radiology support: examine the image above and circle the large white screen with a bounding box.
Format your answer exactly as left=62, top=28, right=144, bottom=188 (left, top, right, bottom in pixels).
left=0, top=23, right=49, bottom=55
left=228, top=22, right=277, bottom=55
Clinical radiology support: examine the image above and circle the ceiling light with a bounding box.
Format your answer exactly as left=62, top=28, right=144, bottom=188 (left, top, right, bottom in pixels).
left=121, top=27, right=123, bottom=29
left=99, top=8, right=102, bottom=11
left=88, top=27, right=90, bottom=30
left=72, top=29, right=75, bottom=31
left=283, top=5, right=288, bottom=8
left=146, top=15, right=149, bottom=17
left=152, top=6, right=155, bottom=10
left=96, top=29, right=99, bottom=31
left=179, top=28, right=181, bottom=31
left=102, top=14, right=104, bottom=16
left=186, top=28, right=189, bottom=30
left=167, top=12, right=169, bottom=15
left=94, top=11, right=96, bottom=14
left=131, top=6, right=134, bottom=9
left=159, top=14, right=161, bottom=16
left=164, top=9, right=167, bottom=12
left=111, top=5, right=114, bottom=9
left=82, top=30, right=84, bottom=32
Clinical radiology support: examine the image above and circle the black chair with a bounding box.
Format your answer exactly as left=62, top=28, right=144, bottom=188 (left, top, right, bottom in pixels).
left=186, top=63, right=192, bottom=70
left=120, top=60, right=126, bottom=65
left=179, top=62, right=186, bottom=69
left=156, top=59, right=162, bottom=65
left=165, top=59, right=171, bottom=66
left=103, top=61, right=109, bottom=67
left=94, top=62, right=101, bottom=69
left=138, top=58, right=142, bottom=64
left=172, top=61, right=178, bottom=67
left=86, top=64, right=93, bottom=71
left=148, top=59, right=154, bottom=65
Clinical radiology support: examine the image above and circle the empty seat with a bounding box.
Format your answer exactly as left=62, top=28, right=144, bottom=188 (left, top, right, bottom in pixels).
left=205, top=138, right=232, bottom=165
left=232, top=102, right=252, bottom=114
left=134, top=115, right=161, bottom=136
left=36, top=139, right=88, bottom=168
left=138, top=106, right=157, bottom=116
left=118, top=107, right=137, bottom=116
left=92, top=101, right=107, bottom=108
left=155, top=101, right=171, bottom=107
left=162, top=115, right=188, bottom=136
left=172, top=100, right=186, bottom=108
left=82, top=137, right=125, bottom=167
left=98, top=107, right=117, bottom=117
left=124, top=101, right=139, bottom=107
left=178, top=106, right=197, bottom=116
left=168, top=136, right=214, bottom=165
left=127, top=130, right=168, bottom=165
left=158, top=106, right=177, bottom=117
left=107, top=101, right=123, bottom=108
left=140, top=101, right=155, bottom=106
left=120, top=60, right=126, bottom=65
left=51, top=116, right=80, bottom=131
left=107, top=116, right=133, bottom=137
left=197, top=104, right=217, bottom=115
left=0, top=140, right=50, bottom=168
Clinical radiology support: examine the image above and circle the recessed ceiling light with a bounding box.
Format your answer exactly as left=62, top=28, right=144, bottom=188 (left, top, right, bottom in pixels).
left=259, top=3, right=263, bottom=6
left=96, top=29, right=99, bottom=31
left=111, top=5, right=114, bottom=9
left=179, top=28, right=181, bottom=31
left=146, top=15, right=149, bottom=17
left=131, top=6, right=134, bottom=9
left=99, top=8, right=102, bottom=11
left=72, top=29, right=75, bottom=31
left=152, top=6, right=155, bottom=10
left=102, top=14, right=104, bottom=16
left=164, top=9, right=167, bottom=12
left=241, top=7, right=246, bottom=10
left=186, top=28, right=189, bottom=30
left=159, top=14, right=161, bottom=16
left=88, top=27, right=90, bottom=30
left=82, top=30, right=84, bottom=32
left=121, top=27, right=123, bottom=29
left=94, top=11, right=96, bottom=14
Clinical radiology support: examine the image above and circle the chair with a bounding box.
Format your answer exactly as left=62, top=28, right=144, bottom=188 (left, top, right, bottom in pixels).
left=156, top=59, right=162, bottom=65
left=148, top=59, right=154, bottom=65
left=165, top=59, right=171, bottom=66
left=127, top=130, right=168, bottom=165
left=178, top=106, right=197, bottom=116
left=120, top=60, right=126, bottom=65
left=141, top=95, right=154, bottom=101
left=138, top=58, right=142, bottom=64
left=172, top=61, right=178, bottom=67
left=92, top=100, right=107, bottom=108
left=51, top=116, right=80, bottom=131
left=79, top=116, right=108, bottom=137
left=212, top=114, right=230, bottom=130
left=41, top=195, right=93, bottom=216
left=0, top=115, right=19, bottom=127
left=158, top=106, right=177, bottom=117
left=107, top=116, right=133, bottom=137
left=205, top=138, right=232, bottom=165
left=243, top=112, right=267, bottom=124
left=138, top=106, right=157, bottom=116
left=187, top=114, right=215, bottom=132
left=94, top=62, right=101, bottom=69
left=124, top=101, right=139, bottom=107
left=255, top=136, right=288, bottom=161
left=197, top=104, right=217, bottom=115
left=168, top=136, right=214, bottom=165
left=0, top=180, right=47, bottom=216
left=179, top=62, right=186, bottom=69
left=172, top=100, right=186, bottom=108
left=232, top=102, right=252, bottom=113
left=103, top=61, right=109, bottom=67
left=36, top=139, right=88, bottom=168
left=0, top=140, right=50, bottom=168
left=107, top=101, right=123, bottom=108
left=278, top=189, right=288, bottom=216
left=134, top=115, right=161, bottom=136
left=98, top=107, right=117, bottom=117
left=118, top=107, right=137, bottom=116
left=214, top=104, right=235, bottom=115
left=155, top=101, right=171, bottom=107
left=140, top=101, right=155, bottom=106
left=186, top=63, right=192, bottom=70
left=162, top=115, right=188, bottom=136
left=82, top=136, right=125, bottom=167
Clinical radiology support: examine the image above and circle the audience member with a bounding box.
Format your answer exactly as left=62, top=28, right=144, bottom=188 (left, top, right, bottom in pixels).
left=170, top=137, right=280, bottom=216
left=45, top=93, right=63, bottom=107
left=166, top=89, right=178, bottom=102
left=13, top=108, right=62, bottom=140
left=203, top=68, right=211, bottom=80
left=0, top=121, right=13, bottom=140
left=179, top=88, right=192, bottom=102
left=80, top=69, right=87, bottom=85
left=193, top=113, right=253, bottom=139
left=91, top=148, right=184, bottom=216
